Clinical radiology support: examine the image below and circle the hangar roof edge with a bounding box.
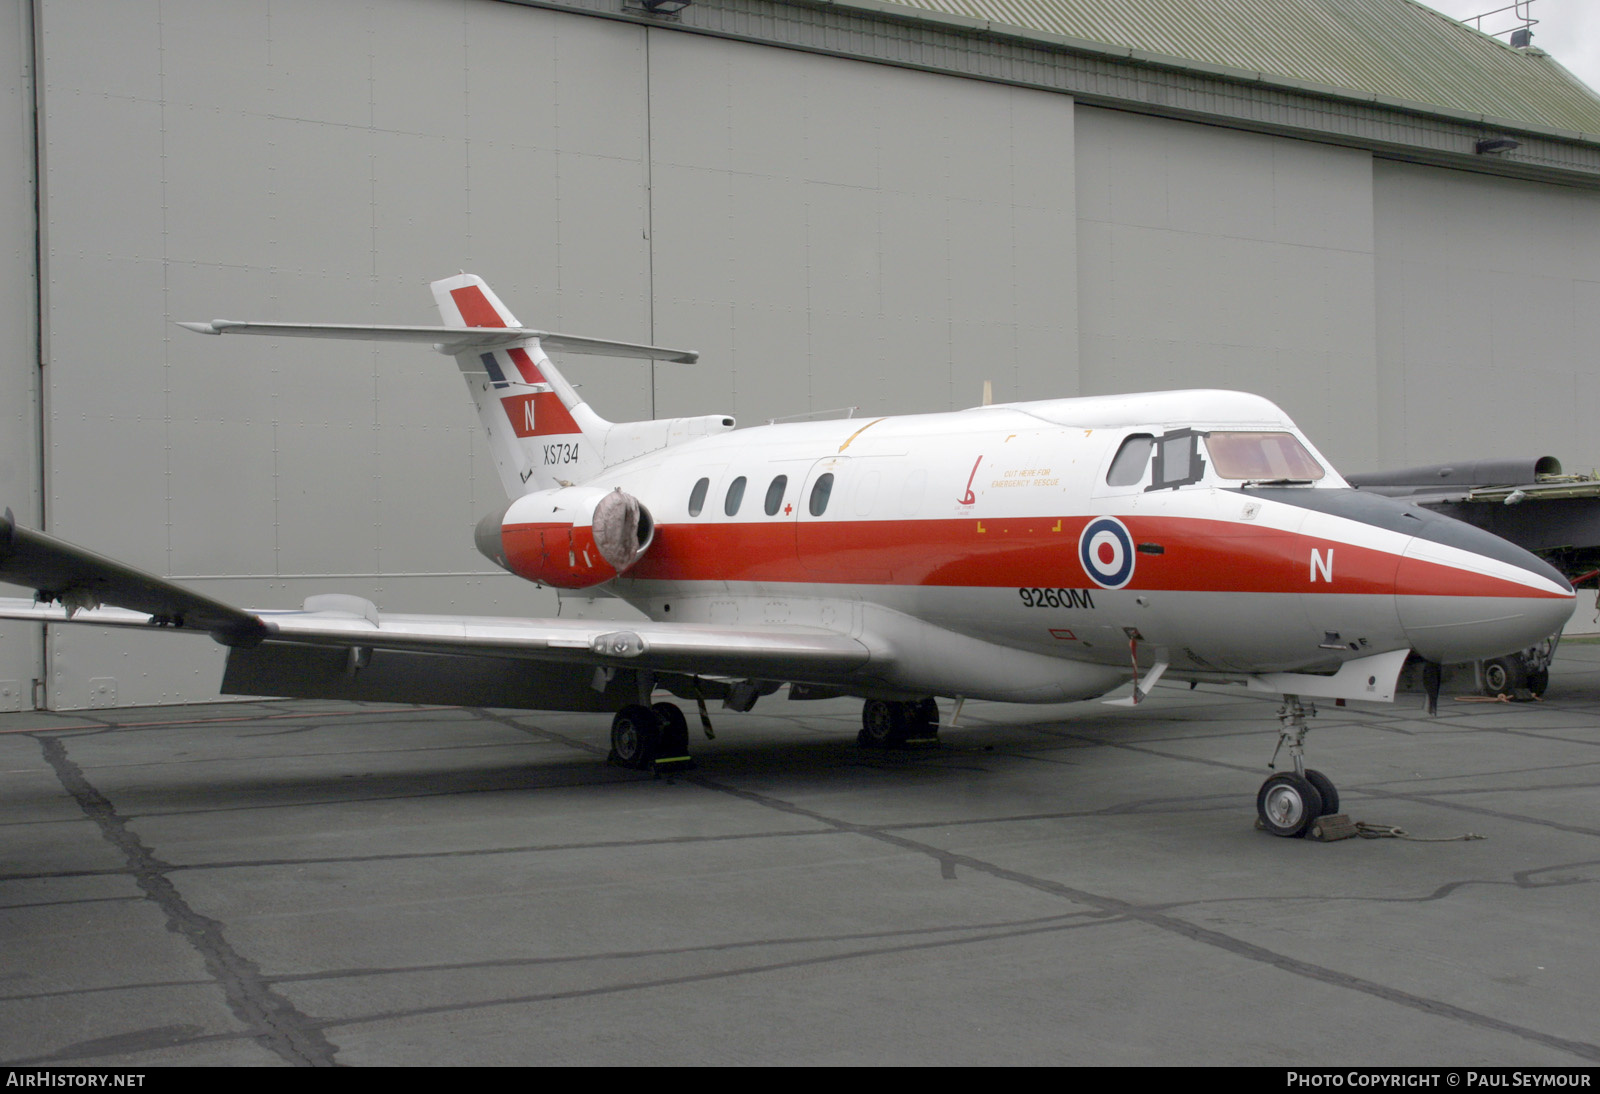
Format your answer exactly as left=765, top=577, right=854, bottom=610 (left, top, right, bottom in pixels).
left=820, top=0, right=1600, bottom=142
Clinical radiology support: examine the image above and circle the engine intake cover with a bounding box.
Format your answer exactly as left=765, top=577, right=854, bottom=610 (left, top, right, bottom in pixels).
left=493, top=485, right=654, bottom=589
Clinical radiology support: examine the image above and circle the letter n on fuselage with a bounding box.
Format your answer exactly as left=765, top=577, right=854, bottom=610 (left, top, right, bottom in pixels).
left=1310, top=547, right=1334, bottom=583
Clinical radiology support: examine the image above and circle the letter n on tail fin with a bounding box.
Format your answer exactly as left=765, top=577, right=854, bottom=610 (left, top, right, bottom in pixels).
left=432, top=275, right=610, bottom=497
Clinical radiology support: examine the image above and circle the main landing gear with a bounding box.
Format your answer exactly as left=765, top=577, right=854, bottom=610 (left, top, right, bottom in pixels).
left=858, top=698, right=940, bottom=749
left=609, top=701, right=693, bottom=772
left=1255, top=694, right=1341, bottom=838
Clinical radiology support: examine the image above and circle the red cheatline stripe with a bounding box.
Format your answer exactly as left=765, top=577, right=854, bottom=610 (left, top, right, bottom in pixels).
left=500, top=514, right=1566, bottom=599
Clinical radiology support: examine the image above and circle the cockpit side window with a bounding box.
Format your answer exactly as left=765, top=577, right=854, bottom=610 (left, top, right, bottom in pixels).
left=1106, top=434, right=1154, bottom=487
left=1205, top=432, right=1325, bottom=481
left=1148, top=429, right=1207, bottom=491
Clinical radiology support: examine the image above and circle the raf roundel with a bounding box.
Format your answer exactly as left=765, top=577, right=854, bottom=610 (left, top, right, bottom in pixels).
left=1079, top=516, right=1135, bottom=590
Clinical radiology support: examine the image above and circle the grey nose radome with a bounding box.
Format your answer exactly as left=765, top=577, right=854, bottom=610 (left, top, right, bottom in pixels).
left=1393, top=520, right=1574, bottom=664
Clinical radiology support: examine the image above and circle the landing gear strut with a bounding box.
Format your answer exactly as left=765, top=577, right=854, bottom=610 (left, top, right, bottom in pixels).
left=858, top=698, right=940, bottom=749
left=1255, top=694, right=1339, bottom=838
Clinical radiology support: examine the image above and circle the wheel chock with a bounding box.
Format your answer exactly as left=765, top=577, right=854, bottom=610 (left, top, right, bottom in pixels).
left=1307, top=813, right=1357, bottom=842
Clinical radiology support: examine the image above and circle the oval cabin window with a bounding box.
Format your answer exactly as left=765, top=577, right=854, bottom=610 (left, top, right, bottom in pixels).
left=688, top=477, right=709, bottom=517
left=764, top=475, right=788, bottom=516
left=724, top=476, right=747, bottom=516
left=809, top=473, right=834, bottom=516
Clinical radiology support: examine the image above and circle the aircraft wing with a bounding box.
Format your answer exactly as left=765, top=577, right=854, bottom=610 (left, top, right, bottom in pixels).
left=0, top=512, right=267, bottom=646
left=0, top=517, right=873, bottom=684
left=0, top=596, right=873, bottom=678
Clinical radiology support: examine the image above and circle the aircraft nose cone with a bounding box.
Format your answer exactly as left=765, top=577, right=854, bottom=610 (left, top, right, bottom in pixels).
left=1395, top=516, right=1573, bottom=663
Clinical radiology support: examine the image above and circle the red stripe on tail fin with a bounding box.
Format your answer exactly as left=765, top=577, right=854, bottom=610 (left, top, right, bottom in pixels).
left=506, top=346, right=549, bottom=385
left=450, top=285, right=507, bottom=328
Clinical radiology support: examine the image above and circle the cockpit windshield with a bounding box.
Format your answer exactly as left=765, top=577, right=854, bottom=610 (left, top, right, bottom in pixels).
left=1105, top=428, right=1325, bottom=490
left=1204, top=431, right=1324, bottom=481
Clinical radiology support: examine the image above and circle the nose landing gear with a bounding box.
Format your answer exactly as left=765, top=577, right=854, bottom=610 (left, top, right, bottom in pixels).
left=1255, top=694, right=1340, bottom=838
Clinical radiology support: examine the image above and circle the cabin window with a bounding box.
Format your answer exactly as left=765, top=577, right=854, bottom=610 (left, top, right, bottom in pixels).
left=764, top=475, right=788, bottom=516
left=1148, top=429, right=1207, bottom=491
left=809, top=473, right=834, bottom=516
left=724, top=476, right=747, bottom=516
left=688, top=477, right=709, bottom=517
left=1205, top=432, right=1325, bottom=481
left=1106, top=435, right=1154, bottom=486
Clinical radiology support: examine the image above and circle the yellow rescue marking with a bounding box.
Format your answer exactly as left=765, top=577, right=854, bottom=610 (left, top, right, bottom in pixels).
left=1052, top=519, right=1062, bottom=532
left=838, top=417, right=888, bottom=453
left=976, top=522, right=986, bottom=533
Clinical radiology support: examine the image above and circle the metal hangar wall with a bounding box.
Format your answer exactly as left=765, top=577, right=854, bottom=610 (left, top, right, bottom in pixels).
left=1, top=0, right=1597, bottom=709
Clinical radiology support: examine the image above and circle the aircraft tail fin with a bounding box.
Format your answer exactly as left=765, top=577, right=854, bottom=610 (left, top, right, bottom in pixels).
left=181, top=274, right=732, bottom=498
left=432, top=274, right=613, bottom=496
left=431, top=274, right=736, bottom=498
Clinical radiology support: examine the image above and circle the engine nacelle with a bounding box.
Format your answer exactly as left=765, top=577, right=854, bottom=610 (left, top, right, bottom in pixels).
left=477, top=485, right=654, bottom=589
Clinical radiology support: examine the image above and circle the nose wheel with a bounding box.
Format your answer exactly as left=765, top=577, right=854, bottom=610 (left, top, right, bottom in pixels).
left=1257, top=773, right=1322, bottom=837
left=1255, top=695, right=1340, bottom=838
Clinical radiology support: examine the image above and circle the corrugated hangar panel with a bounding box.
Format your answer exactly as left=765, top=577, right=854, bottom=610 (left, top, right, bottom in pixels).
left=0, top=0, right=39, bottom=709
left=31, top=0, right=650, bottom=707
left=1371, top=160, right=1600, bottom=471
left=154, top=0, right=271, bottom=110
left=369, top=0, right=470, bottom=139
left=1073, top=106, right=1378, bottom=469
left=647, top=30, right=1076, bottom=424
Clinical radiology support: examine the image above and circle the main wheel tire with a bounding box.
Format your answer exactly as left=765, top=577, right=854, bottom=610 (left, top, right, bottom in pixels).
left=1256, top=773, right=1324, bottom=838
left=652, top=701, right=690, bottom=758
left=611, top=704, right=662, bottom=769
left=1303, top=769, right=1339, bottom=817
left=859, top=699, right=910, bottom=749
left=1482, top=658, right=1520, bottom=696
left=911, top=697, right=940, bottom=738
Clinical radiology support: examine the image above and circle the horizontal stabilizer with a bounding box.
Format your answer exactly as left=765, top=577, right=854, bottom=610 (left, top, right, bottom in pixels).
left=177, top=320, right=699, bottom=363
